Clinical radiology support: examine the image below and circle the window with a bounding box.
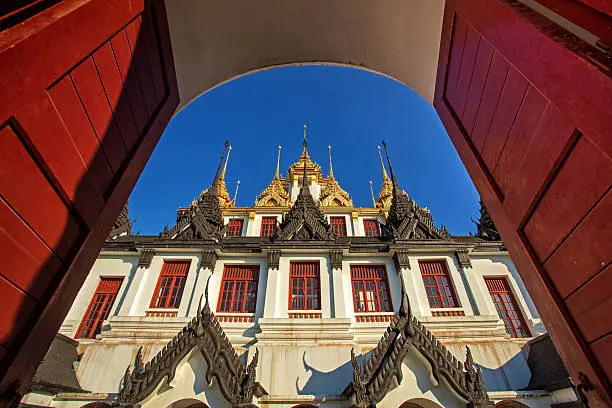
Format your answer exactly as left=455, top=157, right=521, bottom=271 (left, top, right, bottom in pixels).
left=260, top=216, right=277, bottom=237
left=419, top=260, right=459, bottom=308
left=150, top=260, right=190, bottom=309
left=485, top=277, right=530, bottom=338
left=226, top=219, right=244, bottom=237
left=217, top=265, right=259, bottom=313
left=330, top=216, right=347, bottom=237
left=77, top=277, right=123, bottom=338
left=289, top=262, right=321, bottom=310
left=351, top=265, right=392, bottom=312
left=363, top=219, right=381, bottom=237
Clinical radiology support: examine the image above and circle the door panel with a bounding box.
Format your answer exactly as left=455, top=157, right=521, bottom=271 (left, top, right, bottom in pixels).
left=435, top=1, right=612, bottom=405
left=0, top=0, right=178, bottom=399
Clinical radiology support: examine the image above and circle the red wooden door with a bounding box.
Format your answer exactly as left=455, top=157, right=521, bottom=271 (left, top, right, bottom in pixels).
left=0, top=0, right=178, bottom=400
left=435, top=0, right=612, bottom=405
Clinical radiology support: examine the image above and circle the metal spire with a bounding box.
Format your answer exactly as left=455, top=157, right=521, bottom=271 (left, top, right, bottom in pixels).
left=209, top=141, right=229, bottom=195
left=381, top=140, right=397, bottom=186
left=275, top=145, right=282, bottom=179
left=369, top=180, right=376, bottom=207
left=377, top=145, right=390, bottom=181
left=221, top=145, right=232, bottom=181
left=328, top=145, right=335, bottom=179
left=232, top=180, right=240, bottom=205
left=301, top=124, right=310, bottom=158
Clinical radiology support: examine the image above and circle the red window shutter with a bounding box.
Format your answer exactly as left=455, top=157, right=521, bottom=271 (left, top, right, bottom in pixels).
left=260, top=217, right=277, bottom=237
left=330, top=216, right=347, bottom=237
left=226, top=219, right=244, bottom=237
left=217, top=265, right=259, bottom=313
left=363, top=219, right=381, bottom=237
left=289, top=262, right=321, bottom=310
left=76, top=277, right=123, bottom=339
left=150, top=260, right=190, bottom=309
left=350, top=265, right=392, bottom=312
left=485, top=277, right=530, bottom=338
left=419, top=260, right=459, bottom=308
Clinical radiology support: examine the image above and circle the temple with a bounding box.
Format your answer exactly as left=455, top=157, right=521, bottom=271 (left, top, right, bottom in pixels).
left=22, top=130, right=581, bottom=408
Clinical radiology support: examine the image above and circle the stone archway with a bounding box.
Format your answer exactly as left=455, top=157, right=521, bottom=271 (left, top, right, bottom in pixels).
left=495, top=401, right=529, bottom=408
left=167, top=399, right=208, bottom=408
left=0, top=0, right=610, bottom=406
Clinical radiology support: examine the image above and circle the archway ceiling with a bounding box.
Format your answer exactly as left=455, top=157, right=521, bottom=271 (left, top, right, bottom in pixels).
left=165, top=0, right=445, bottom=110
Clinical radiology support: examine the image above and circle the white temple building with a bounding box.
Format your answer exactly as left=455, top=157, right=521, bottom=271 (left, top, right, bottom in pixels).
left=21, top=130, right=582, bottom=408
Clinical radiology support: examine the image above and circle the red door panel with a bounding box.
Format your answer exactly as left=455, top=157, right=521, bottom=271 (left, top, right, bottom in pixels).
left=435, top=0, right=612, bottom=405
left=0, top=0, right=178, bottom=399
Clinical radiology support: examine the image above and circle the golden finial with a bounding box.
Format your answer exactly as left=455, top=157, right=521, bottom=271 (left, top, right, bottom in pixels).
left=328, top=145, right=334, bottom=179
left=381, top=140, right=397, bottom=185
left=377, top=145, right=389, bottom=181
left=369, top=180, right=376, bottom=207
left=233, top=180, right=240, bottom=206
left=275, top=146, right=282, bottom=179
left=221, top=145, right=232, bottom=181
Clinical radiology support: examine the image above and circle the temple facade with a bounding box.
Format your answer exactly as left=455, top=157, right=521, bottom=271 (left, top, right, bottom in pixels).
left=22, top=132, right=581, bottom=408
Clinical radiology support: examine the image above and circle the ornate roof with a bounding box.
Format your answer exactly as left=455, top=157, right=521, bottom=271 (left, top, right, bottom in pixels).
left=161, top=143, right=230, bottom=241
left=255, top=146, right=291, bottom=207
left=274, top=161, right=335, bottom=241
left=197, top=145, right=233, bottom=209
left=473, top=201, right=501, bottom=241
left=108, top=203, right=133, bottom=240
left=344, top=275, right=490, bottom=406
left=375, top=146, right=393, bottom=209
left=318, top=146, right=353, bottom=207
left=287, top=125, right=322, bottom=180
left=118, top=280, right=267, bottom=406
left=380, top=141, right=451, bottom=240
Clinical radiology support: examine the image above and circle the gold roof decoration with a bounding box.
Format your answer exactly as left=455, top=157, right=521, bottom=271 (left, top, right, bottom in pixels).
left=319, top=145, right=353, bottom=207
left=254, top=146, right=291, bottom=207
left=287, top=125, right=322, bottom=179
left=376, top=145, right=393, bottom=209
left=200, top=145, right=233, bottom=209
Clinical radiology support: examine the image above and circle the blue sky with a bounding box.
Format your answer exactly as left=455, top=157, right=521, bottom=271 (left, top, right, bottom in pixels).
left=129, top=65, right=480, bottom=236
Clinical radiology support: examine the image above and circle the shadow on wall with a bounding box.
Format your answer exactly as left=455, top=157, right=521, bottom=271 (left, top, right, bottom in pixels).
left=296, top=350, right=354, bottom=396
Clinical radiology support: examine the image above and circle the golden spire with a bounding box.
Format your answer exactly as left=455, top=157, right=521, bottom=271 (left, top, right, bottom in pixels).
left=369, top=180, right=376, bottom=207
left=232, top=180, right=240, bottom=206
left=328, top=145, right=334, bottom=179
left=375, top=145, right=393, bottom=209
left=200, top=142, right=233, bottom=209
left=254, top=146, right=290, bottom=207
left=319, top=144, right=353, bottom=207
left=275, top=145, right=282, bottom=179
left=288, top=124, right=322, bottom=178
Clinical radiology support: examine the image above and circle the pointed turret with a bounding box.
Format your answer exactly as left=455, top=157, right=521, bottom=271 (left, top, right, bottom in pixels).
left=319, top=145, right=353, bottom=207
left=376, top=145, right=394, bottom=209
left=164, top=142, right=229, bottom=241
left=275, top=160, right=334, bottom=240
left=255, top=146, right=290, bottom=207
left=381, top=141, right=450, bottom=240
left=473, top=200, right=501, bottom=241
left=288, top=124, right=322, bottom=179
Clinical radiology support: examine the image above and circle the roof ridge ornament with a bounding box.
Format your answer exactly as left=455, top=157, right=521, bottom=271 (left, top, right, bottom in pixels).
left=381, top=140, right=451, bottom=241
left=344, top=290, right=490, bottom=406
left=161, top=142, right=230, bottom=241
left=288, top=124, right=322, bottom=178
left=274, top=160, right=335, bottom=240
left=118, top=272, right=267, bottom=406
